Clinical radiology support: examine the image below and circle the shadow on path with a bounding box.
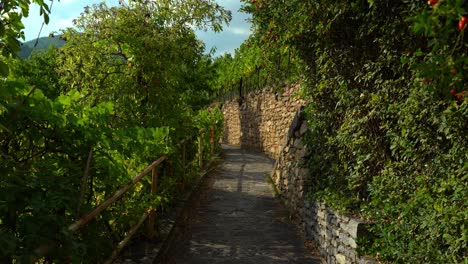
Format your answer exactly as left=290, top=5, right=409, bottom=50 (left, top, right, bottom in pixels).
left=170, top=145, right=320, bottom=264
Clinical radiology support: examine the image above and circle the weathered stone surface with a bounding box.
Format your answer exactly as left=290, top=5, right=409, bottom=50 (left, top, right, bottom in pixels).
left=342, top=219, right=365, bottom=238
left=293, top=138, right=304, bottom=149
left=299, top=121, right=309, bottom=135
left=339, top=233, right=357, bottom=249
left=335, top=253, right=347, bottom=264
left=222, top=84, right=305, bottom=160
left=357, top=255, right=377, bottom=264
left=361, top=256, right=376, bottom=264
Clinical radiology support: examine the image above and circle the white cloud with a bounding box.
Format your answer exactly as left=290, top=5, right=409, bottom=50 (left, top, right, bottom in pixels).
left=229, top=26, right=250, bottom=36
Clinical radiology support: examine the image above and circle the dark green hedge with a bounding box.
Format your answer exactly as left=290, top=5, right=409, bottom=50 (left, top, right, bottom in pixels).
left=243, top=0, right=467, bottom=262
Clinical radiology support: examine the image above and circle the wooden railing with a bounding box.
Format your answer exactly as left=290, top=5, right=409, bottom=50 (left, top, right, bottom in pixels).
left=69, top=156, right=166, bottom=264
left=35, top=128, right=218, bottom=263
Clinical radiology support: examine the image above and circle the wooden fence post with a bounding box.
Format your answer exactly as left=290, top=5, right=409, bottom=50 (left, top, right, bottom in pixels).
left=198, top=131, right=203, bottom=169
left=76, top=150, right=93, bottom=218
left=147, top=167, right=158, bottom=238
left=257, top=67, right=261, bottom=90
left=239, top=77, right=243, bottom=99
left=286, top=49, right=291, bottom=80
left=182, top=141, right=186, bottom=179
left=210, top=127, right=215, bottom=157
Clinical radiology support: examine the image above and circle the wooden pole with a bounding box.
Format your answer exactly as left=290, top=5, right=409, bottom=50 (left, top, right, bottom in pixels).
left=68, top=156, right=166, bottom=233
left=147, top=167, right=158, bottom=238
left=257, top=67, right=261, bottom=90
left=182, top=141, right=186, bottom=179
left=286, top=48, right=291, bottom=80
left=239, top=77, right=243, bottom=99
left=76, top=150, right=93, bottom=218
left=209, top=127, right=215, bottom=157
left=105, top=212, right=148, bottom=264
left=198, top=131, right=203, bottom=169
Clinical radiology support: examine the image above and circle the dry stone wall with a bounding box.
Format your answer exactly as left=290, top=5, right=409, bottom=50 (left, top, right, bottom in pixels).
left=305, top=202, right=375, bottom=264
left=221, top=84, right=305, bottom=159
left=272, top=108, right=310, bottom=230
left=272, top=108, right=376, bottom=264
left=221, top=83, right=375, bottom=264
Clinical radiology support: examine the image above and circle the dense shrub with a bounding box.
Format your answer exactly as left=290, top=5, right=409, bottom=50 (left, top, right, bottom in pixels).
left=239, top=0, right=467, bottom=262
left=0, top=1, right=228, bottom=262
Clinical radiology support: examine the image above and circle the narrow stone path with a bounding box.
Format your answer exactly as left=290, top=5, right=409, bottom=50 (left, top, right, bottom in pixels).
left=172, top=145, right=320, bottom=264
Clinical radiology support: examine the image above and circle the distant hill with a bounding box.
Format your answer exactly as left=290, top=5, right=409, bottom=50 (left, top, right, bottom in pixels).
left=19, top=36, right=66, bottom=59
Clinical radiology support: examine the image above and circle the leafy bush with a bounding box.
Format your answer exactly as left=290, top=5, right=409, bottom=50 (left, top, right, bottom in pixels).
left=0, top=79, right=171, bottom=262
left=0, top=1, right=230, bottom=262
left=240, top=0, right=467, bottom=262
left=194, top=107, right=224, bottom=163
left=212, top=24, right=306, bottom=97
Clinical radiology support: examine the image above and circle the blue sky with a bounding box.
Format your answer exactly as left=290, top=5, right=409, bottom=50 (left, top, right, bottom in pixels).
left=22, top=0, right=251, bottom=56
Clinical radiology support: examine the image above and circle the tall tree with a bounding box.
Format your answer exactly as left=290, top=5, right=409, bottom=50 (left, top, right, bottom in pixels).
left=0, top=0, right=55, bottom=76
left=58, top=1, right=231, bottom=128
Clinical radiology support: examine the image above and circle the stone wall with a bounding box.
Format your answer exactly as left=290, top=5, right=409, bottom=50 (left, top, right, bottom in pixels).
left=271, top=108, right=375, bottom=264
left=305, top=202, right=375, bottom=264
left=272, top=108, right=310, bottom=230
left=221, top=83, right=375, bottom=264
left=221, top=84, right=305, bottom=159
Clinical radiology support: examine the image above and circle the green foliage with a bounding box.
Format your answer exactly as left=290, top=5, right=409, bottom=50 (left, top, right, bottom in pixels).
left=57, top=1, right=228, bottom=128
left=213, top=2, right=306, bottom=97
left=194, top=107, right=224, bottom=160
left=194, top=107, right=223, bottom=131
left=242, top=0, right=468, bottom=262
left=0, top=0, right=230, bottom=262
left=0, top=76, right=170, bottom=262
left=0, top=0, right=54, bottom=76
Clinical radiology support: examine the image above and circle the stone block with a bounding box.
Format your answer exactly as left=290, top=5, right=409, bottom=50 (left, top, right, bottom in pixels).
left=343, top=248, right=356, bottom=262
left=331, top=227, right=340, bottom=237
left=335, top=253, right=346, bottom=264
left=317, top=210, right=326, bottom=219
left=293, top=138, right=304, bottom=149
left=341, top=218, right=365, bottom=238
left=299, top=121, right=309, bottom=135
left=296, top=148, right=309, bottom=160
left=337, top=245, right=345, bottom=254
left=332, top=238, right=338, bottom=247
left=329, top=215, right=338, bottom=226
left=360, top=256, right=376, bottom=264
left=339, top=233, right=357, bottom=249
left=340, top=215, right=351, bottom=224
left=319, top=229, right=327, bottom=238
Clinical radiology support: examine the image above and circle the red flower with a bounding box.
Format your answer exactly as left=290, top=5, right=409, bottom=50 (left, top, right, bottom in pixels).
left=427, top=0, right=438, bottom=6
left=459, top=16, right=467, bottom=31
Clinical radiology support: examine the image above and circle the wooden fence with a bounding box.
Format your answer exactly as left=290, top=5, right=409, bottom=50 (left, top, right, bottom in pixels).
left=35, top=128, right=217, bottom=263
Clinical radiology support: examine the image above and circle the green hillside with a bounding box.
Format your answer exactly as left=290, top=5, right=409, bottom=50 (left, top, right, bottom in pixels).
left=19, top=36, right=66, bottom=58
